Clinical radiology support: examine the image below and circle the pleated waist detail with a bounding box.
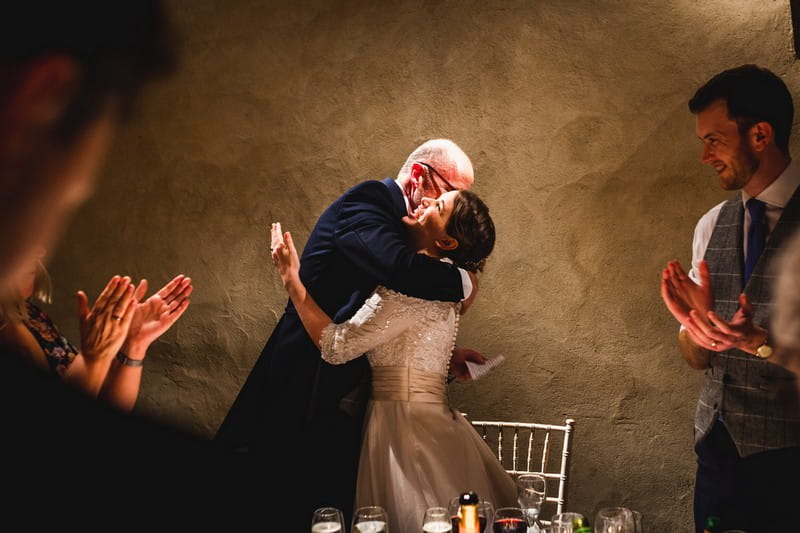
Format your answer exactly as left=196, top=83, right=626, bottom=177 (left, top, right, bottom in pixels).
left=371, top=366, right=447, bottom=403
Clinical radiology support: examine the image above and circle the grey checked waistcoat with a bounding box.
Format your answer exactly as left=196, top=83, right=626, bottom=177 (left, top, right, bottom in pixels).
left=696, top=186, right=800, bottom=457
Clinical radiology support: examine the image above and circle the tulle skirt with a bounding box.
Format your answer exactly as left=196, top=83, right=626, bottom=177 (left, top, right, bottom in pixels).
left=354, top=398, right=517, bottom=532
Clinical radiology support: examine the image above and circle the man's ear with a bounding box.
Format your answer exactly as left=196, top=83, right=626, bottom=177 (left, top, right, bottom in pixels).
left=435, top=236, right=459, bottom=251
left=410, top=162, right=426, bottom=181
left=1, top=55, right=79, bottom=129
left=749, top=121, right=774, bottom=152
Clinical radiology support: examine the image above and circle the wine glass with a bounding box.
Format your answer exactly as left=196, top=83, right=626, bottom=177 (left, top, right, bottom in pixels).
left=593, top=507, right=634, bottom=533
left=422, top=506, right=452, bottom=533
left=630, top=510, right=642, bottom=533
left=311, top=507, right=344, bottom=533
left=352, top=506, right=389, bottom=533
left=516, top=473, right=547, bottom=526
left=493, top=507, right=527, bottom=533
left=551, top=512, right=585, bottom=533
left=478, top=500, right=495, bottom=533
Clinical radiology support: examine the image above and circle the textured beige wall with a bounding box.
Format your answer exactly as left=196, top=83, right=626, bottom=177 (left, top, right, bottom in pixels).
left=45, top=0, right=800, bottom=530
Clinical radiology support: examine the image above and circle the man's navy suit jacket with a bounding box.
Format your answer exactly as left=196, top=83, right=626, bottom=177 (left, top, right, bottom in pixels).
left=215, top=178, right=465, bottom=450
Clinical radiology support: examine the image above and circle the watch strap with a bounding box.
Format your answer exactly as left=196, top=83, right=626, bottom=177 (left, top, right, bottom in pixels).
left=116, top=351, right=144, bottom=367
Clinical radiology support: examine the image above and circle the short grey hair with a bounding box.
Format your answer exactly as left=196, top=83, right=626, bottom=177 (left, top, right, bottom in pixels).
left=397, top=139, right=468, bottom=183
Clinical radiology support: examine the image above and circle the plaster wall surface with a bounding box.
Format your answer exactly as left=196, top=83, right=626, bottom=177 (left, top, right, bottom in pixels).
left=47, top=0, right=800, bottom=529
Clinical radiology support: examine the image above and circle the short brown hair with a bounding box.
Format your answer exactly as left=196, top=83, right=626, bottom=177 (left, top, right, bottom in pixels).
left=689, top=64, right=793, bottom=154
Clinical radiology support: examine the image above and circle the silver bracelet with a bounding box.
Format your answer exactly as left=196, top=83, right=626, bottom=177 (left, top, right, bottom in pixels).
left=116, top=351, right=144, bottom=367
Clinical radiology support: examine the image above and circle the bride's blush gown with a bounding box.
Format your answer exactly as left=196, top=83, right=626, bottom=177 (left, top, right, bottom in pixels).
left=320, top=286, right=517, bottom=531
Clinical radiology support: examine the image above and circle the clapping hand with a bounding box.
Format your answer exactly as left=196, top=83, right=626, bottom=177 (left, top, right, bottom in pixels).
left=661, top=259, right=763, bottom=353
left=78, top=275, right=137, bottom=365
left=661, top=259, right=720, bottom=346
left=122, top=275, right=193, bottom=357
left=690, top=293, right=764, bottom=354
left=661, top=260, right=714, bottom=326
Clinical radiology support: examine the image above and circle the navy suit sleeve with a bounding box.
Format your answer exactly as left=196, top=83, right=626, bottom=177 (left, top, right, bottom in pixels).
left=333, top=182, right=464, bottom=302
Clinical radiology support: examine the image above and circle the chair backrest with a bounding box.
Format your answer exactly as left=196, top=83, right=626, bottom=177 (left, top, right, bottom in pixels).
left=465, top=416, right=575, bottom=526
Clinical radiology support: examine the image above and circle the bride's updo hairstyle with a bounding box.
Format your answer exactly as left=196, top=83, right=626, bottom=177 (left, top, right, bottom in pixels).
left=443, top=190, right=495, bottom=273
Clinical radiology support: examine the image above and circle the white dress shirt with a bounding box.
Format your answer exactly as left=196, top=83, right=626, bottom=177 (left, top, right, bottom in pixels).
left=688, top=159, right=800, bottom=286
left=390, top=179, right=473, bottom=300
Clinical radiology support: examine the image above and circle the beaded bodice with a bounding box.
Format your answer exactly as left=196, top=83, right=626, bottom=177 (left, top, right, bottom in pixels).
left=319, top=286, right=460, bottom=375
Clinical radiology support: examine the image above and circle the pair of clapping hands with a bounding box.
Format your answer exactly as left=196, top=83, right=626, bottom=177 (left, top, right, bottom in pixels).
left=77, top=274, right=192, bottom=368
left=661, top=259, right=767, bottom=354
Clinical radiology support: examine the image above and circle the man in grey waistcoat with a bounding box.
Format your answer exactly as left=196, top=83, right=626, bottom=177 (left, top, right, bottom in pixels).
left=661, top=65, right=800, bottom=533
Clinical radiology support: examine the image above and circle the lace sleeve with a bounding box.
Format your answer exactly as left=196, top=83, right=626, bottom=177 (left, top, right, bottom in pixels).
left=319, top=288, right=417, bottom=365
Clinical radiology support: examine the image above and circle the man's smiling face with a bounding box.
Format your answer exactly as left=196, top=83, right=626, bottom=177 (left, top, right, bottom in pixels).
left=695, top=99, right=759, bottom=191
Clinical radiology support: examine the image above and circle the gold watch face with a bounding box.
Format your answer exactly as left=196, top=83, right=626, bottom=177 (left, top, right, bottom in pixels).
left=756, top=343, right=773, bottom=359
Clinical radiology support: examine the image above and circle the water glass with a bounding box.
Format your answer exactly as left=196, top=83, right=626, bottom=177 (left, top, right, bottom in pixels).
left=479, top=500, right=495, bottom=532
left=422, top=506, right=452, bottom=533
left=594, top=507, right=634, bottom=533
left=311, top=507, right=344, bottom=533
left=352, top=506, right=389, bottom=533
left=630, top=510, right=642, bottom=533
left=551, top=512, right=585, bottom=533
left=516, top=473, right=547, bottom=525
left=492, top=507, right=527, bottom=533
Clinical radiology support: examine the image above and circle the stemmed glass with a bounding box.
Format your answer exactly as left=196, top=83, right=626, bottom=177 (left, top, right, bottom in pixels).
left=311, top=507, right=344, bottom=532
left=630, top=510, right=642, bottom=533
left=516, top=473, right=547, bottom=527
left=593, top=507, right=635, bottom=533
left=352, top=506, right=389, bottom=533
left=479, top=500, right=495, bottom=533
left=422, top=506, right=453, bottom=533
left=551, top=512, right=586, bottom=533
left=493, top=507, right=528, bottom=533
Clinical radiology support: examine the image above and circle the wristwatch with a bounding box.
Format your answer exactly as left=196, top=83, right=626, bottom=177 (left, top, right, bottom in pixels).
left=116, top=351, right=145, bottom=367
left=755, top=332, right=774, bottom=359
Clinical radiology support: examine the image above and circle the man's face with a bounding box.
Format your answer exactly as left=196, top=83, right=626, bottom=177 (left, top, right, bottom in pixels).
left=695, top=99, right=759, bottom=191
left=409, top=162, right=472, bottom=212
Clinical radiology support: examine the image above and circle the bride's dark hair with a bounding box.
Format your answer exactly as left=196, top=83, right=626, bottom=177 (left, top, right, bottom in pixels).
left=443, top=190, right=495, bottom=273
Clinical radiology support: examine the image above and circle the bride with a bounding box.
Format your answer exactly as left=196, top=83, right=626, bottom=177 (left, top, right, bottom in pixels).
left=270, top=189, right=516, bottom=531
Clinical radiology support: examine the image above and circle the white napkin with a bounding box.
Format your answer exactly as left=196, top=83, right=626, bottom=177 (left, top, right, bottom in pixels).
left=465, top=355, right=506, bottom=380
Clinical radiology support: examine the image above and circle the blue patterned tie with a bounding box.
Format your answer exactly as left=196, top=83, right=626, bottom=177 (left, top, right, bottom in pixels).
left=744, top=198, right=767, bottom=285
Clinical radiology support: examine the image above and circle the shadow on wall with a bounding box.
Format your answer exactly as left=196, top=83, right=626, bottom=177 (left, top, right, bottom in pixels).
left=545, top=102, right=723, bottom=347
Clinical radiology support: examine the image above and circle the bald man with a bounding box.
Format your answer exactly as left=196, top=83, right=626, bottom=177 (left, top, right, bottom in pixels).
left=217, top=138, right=485, bottom=524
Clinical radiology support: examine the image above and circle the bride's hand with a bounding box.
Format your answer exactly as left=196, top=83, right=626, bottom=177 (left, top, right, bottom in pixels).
left=270, top=222, right=300, bottom=289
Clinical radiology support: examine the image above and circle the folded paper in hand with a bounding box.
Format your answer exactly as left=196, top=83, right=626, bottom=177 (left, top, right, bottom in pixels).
left=465, top=355, right=506, bottom=380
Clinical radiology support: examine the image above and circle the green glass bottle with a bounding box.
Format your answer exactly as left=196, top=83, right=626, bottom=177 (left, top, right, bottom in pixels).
left=703, top=515, right=722, bottom=533
left=573, top=516, right=592, bottom=533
